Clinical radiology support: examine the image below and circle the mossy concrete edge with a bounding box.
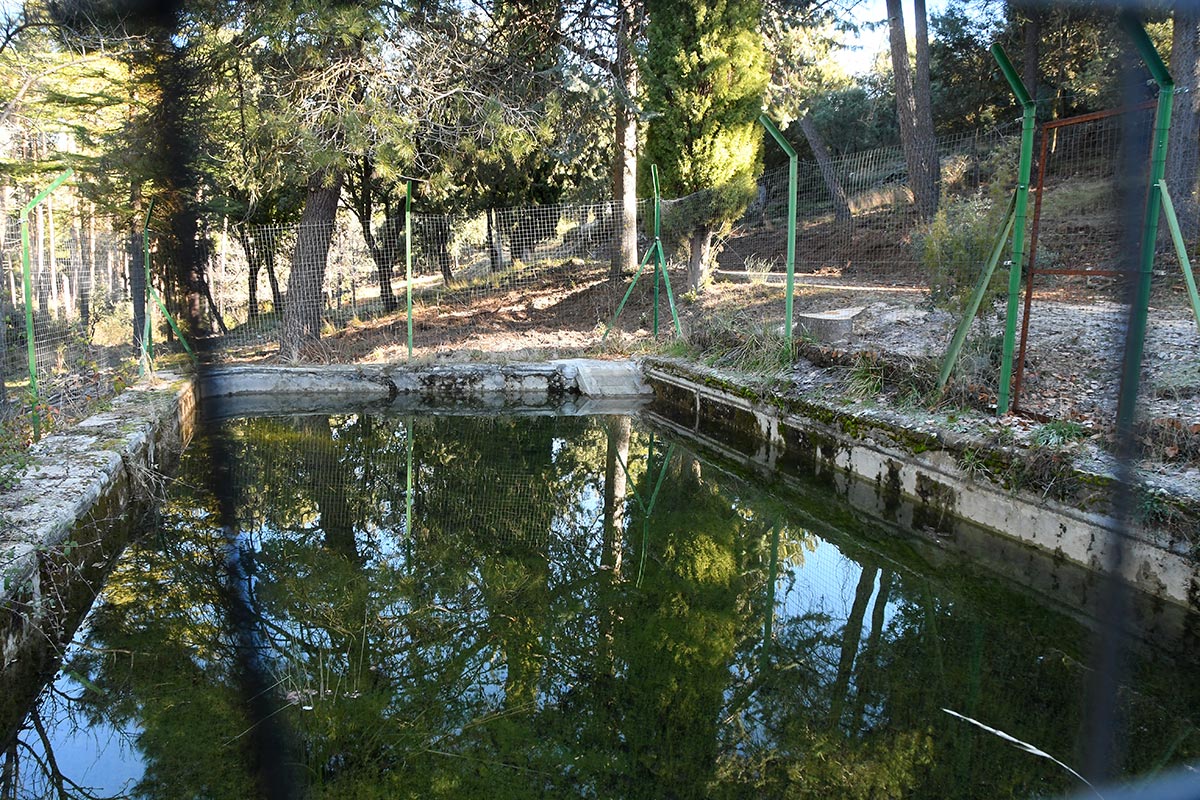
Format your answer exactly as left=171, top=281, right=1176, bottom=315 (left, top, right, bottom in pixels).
left=643, top=357, right=1200, bottom=613
left=1, top=373, right=197, bottom=669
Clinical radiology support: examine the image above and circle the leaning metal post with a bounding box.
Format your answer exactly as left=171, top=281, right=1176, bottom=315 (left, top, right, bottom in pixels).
left=937, top=193, right=1017, bottom=392
left=20, top=167, right=74, bottom=441
left=991, top=44, right=1035, bottom=415
left=1157, top=181, right=1200, bottom=333
left=1116, top=14, right=1174, bottom=440
left=650, top=166, right=683, bottom=337
left=759, top=113, right=798, bottom=352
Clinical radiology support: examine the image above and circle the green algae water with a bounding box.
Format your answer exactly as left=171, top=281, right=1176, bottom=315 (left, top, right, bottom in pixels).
left=6, top=411, right=1200, bottom=798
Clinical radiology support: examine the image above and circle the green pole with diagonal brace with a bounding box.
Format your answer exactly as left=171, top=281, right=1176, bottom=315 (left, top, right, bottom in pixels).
left=602, top=164, right=682, bottom=340
left=938, top=193, right=1017, bottom=392
left=140, top=198, right=197, bottom=368
left=991, top=44, right=1035, bottom=415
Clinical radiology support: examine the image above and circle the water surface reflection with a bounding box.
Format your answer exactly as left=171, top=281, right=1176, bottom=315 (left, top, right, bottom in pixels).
left=6, top=413, right=1198, bottom=798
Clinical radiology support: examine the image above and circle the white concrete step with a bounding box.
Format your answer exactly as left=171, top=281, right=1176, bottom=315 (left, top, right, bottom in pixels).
left=555, top=359, right=650, bottom=397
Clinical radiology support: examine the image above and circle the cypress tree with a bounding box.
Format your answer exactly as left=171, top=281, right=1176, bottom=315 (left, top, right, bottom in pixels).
left=643, top=0, right=769, bottom=290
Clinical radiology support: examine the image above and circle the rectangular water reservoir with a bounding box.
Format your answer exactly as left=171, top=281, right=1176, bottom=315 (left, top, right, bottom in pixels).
left=3, top=409, right=1198, bottom=798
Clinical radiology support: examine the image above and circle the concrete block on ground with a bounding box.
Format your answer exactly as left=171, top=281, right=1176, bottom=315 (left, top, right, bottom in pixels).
left=795, top=306, right=866, bottom=344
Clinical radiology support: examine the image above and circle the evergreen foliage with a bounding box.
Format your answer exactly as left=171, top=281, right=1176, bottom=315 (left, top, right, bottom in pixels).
left=642, top=0, right=769, bottom=257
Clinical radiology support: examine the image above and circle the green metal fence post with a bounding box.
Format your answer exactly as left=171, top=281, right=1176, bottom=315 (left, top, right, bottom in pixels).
left=759, top=114, right=798, bottom=352
left=20, top=167, right=74, bottom=440
left=1117, top=13, right=1174, bottom=439
left=656, top=237, right=683, bottom=337
left=991, top=44, right=1035, bottom=415
left=1158, top=181, right=1200, bottom=333
left=652, top=165, right=661, bottom=336
left=406, top=180, right=414, bottom=359
left=649, top=166, right=683, bottom=337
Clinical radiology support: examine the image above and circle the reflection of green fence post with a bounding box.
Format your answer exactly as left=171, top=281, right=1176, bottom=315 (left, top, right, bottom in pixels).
left=759, top=114, right=797, bottom=353
left=20, top=167, right=74, bottom=441
left=611, top=434, right=675, bottom=588
left=1117, top=14, right=1174, bottom=438
left=761, top=520, right=781, bottom=671
left=405, top=180, right=413, bottom=359
left=405, top=416, right=414, bottom=533
left=991, top=44, right=1035, bottom=415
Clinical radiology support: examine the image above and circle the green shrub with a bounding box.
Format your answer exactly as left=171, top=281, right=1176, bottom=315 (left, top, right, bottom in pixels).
left=916, top=192, right=1008, bottom=313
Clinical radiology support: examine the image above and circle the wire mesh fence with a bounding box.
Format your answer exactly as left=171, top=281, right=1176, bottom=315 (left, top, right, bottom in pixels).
left=3, top=110, right=1198, bottom=438
left=1, top=201, right=142, bottom=436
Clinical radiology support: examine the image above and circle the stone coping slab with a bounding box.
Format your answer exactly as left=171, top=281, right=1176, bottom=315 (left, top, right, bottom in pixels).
left=200, top=359, right=651, bottom=401
left=1, top=374, right=196, bottom=665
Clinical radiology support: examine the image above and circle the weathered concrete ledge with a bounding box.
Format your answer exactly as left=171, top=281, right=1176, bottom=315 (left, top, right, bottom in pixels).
left=643, top=357, right=1200, bottom=614
left=200, top=359, right=650, bottom=405
left=1, top=373, right=197, bottom=673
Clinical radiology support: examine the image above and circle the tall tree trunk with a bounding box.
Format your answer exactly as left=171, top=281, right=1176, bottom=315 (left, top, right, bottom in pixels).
left=687, top=225, right=713, bottom=291
left=81, top=208, right=94, bottom=332
left=428, top=215, right=454, bottom=284
left=67, top=222, right=81, bottom=322
left=361, top=220, right=398, bottom=313
left=236, top=228, right=261, bottom=317
left=265, top=247, right=283, bottom=310
left=798, top=113, right=852, bottom=222
left=487, top=207, right=504, bottom=271
left=47, top=196, right=59, bottom=318
left=912, top=0, right=938, bottom=216
left=886, top=0, right=938, bottom=220
left=1167, top=6, right=1200, bottom=241
left=1021, top=7, right=1041, bottom=115
left=280, top=168, right=343, bottom=361
left=130, top=228, right=146, bottom=355
left=35, top=205, right=48, bottom=316
left=611, top=0, right=640, bottom=281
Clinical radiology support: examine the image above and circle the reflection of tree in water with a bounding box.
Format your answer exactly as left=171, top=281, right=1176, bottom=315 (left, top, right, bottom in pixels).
left=8, top=415, right=1200, bottom=798
left=608, top=451, right=745, bottom=797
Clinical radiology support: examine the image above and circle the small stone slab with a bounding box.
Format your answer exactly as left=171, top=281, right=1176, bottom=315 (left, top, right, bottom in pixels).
left=557, top=359, right=651, bottom=397
left=795, top=306, right=866, bottom=344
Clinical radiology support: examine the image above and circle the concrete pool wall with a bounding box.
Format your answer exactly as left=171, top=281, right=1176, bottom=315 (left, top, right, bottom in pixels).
left=641, top=359, right=1200, bottom=620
